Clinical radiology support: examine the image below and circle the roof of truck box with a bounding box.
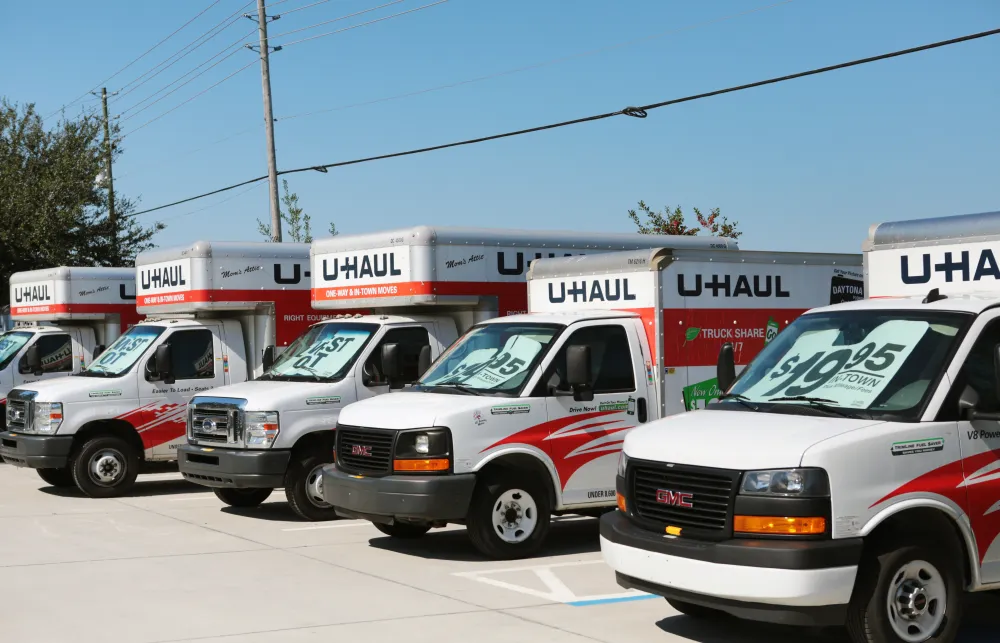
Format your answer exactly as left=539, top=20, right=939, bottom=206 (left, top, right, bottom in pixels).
left=10, top=266, right=134, bottom=284
left=137, top=240, right=309, bottom=264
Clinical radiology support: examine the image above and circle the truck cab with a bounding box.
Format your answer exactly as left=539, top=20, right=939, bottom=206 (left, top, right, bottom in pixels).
left=1, top=241, right=313, bottom=498
left=600, top=210, right=1000, bottom=643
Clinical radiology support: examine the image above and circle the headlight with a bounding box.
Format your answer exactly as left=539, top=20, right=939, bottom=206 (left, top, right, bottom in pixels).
left=617, top=451, right=629, bottom=478
left=33, top=402, right=63, bottom=435
left=393, top=428, right=450, bottom=472
left=245, top=411, right=279, bottom=448
left=740, top=468, right=829, bottom=497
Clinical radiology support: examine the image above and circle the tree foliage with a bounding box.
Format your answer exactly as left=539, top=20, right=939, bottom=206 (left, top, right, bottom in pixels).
left=628, top=200, right=741, bottom=239
left=258, top=180, right=340, bottom=242
left=0, top=99, right=163, bottom=305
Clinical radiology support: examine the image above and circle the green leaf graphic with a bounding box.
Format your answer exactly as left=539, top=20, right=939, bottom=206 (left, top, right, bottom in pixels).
left=683, top=327, right=701, bottom=345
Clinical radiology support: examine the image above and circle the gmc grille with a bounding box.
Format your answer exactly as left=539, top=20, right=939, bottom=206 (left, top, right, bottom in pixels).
left=336, top=426, right=395, bottom=475
left=6, top=400, right=29, bottom=432
left=630, top=460, right=737, bottom=534
left=188, top=398, right=245, bottom=446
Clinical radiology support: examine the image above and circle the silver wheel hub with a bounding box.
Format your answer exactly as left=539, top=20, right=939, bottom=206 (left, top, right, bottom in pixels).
left=90, top=449, right=125, bottom=486
left=492, top=489, right=537, bottom=544
left=306, top=464, right=330, bottom=508
left=886, top=559, right=947, bottom=642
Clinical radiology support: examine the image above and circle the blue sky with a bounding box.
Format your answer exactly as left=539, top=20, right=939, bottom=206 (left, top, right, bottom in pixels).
left=7, top=0, right=999, bottom=253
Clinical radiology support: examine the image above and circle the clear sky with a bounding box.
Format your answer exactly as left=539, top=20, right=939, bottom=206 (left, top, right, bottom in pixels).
left=7, top=0, right=999, bottom=253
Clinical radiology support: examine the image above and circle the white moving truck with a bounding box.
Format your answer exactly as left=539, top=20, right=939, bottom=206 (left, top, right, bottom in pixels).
left=323, top=246, right=863, bottom=558
left=1, top=267, right=139, bottom=427
left=600, top=210, right=1000, bottom=643
left=1, top=242, right=313, bottom=497
left=179, top=226, right=715, bottom=520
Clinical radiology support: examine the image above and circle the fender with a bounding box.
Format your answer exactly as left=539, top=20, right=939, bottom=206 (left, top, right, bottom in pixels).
left=473, top=445, right=564, bottom=509
left=861, top=496, right=982, bottom=590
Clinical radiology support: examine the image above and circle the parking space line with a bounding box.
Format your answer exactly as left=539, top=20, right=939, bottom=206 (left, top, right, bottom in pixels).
left=281, top=521, right=369, bottom=532
left=566, top=594, right=658, bottom=607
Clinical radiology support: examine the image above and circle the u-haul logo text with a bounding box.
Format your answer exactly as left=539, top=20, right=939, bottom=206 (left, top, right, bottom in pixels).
left=677, top=274, right=790, bottom=298
left=323, top=252, right=402, bottom=282
left=12, top=282, right=53, bottom=304
left=901, top=249, right=1000, bottom=285
left=547, top=278, right=637, bottom=304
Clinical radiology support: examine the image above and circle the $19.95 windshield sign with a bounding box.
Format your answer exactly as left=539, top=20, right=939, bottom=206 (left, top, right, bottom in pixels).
left=743, top=320, right=929, bottom=408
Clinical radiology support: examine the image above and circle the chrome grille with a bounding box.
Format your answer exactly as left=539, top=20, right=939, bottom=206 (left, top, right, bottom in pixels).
left=629, top=460, right=737, bottom=534
left=188, top=397, right=246, bottom=445
left=5, top=390, right=36, bottom=432
left=336, top=425, right=395, bottom=475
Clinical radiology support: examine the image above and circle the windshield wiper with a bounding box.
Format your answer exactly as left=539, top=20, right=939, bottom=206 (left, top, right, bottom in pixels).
left=427, top=383, right=481, bottom=396
left=77, top=368, right=116, bottom=377
left=767, top=395, right=854, bottom=418
left=715, top=393, right=760, bottom=412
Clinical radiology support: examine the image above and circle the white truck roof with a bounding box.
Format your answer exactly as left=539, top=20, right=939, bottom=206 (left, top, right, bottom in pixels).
left=863, top=209, right=1000, bottom=306
left=9, top=266, right=136, bottom=322
left=310, top=225, right=735, bottom=312
left=136, top=240, right=311, bottom=314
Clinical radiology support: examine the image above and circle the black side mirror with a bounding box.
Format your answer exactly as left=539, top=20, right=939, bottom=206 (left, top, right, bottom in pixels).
left=959, top=385, right=980, bottom=420
left=155, top=343, right=175, bottom=384
left=993, top=344, right=1000, bottom=402
left=717, top=343, right=736, bottom=394
left=381, top=343, right=402, bottom=389
left=20, top=344, right=42, bottom=376
left=262, top=345, right=276, bottom=373
left=417, top=345, right=431, bottom=376
left=94, top=344, right=106, bottom=359
left=566, top=344, right=594, bottom=402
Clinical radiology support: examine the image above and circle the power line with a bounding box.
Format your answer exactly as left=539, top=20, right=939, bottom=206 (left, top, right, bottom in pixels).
left=128, top=26, right=1000, bottom=218
left=117, top=127, right=259, bottom=180
left=160, top=182, right=266, bottom=222
left=120, top=60, right=259, bottom=139
left=278, top=0, right=798, bottom=121
left=268, top=0, right=406, bottom=40
left=45, top=0, right=227, bottom=119
left=275, top=0, right=338, bottom=16
left=276, top=0, right=448, bottom=47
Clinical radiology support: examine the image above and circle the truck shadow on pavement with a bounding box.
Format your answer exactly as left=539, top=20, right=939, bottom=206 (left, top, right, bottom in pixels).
left=367, top=516, right=603, bottom=562
left=655, top=592, right=999, bottom=643
left=220, top=501, right=303, bottom=522
left=38, top=478, right=204, bottom=498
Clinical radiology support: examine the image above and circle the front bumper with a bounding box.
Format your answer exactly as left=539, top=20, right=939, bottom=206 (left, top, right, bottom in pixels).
left=0, top=431, right=74, bottom=469
left=322, top=464, right=476, bottom=524
left=600, top=511, right=861, bottom=627
left=177, top=444, right=290, bottom=488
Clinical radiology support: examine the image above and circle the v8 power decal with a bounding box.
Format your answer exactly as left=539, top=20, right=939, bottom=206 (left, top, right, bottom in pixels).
left=666, top=310, right=803, bottom=366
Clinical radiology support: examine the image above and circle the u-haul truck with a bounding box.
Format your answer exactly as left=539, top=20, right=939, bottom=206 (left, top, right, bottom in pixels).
left=1, top=267, right=140, bottom=425
left=1, top=241, right=314, bottom=497
left=179, top=226, right=715, bottom=521
left=600, top=209, right=1000, bottom=643
left=323, top=246, right=862, bottom=558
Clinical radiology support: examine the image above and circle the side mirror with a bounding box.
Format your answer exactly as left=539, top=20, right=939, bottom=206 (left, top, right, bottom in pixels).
left=262, top=345, right=276, bottom=373
left=566, top=344, right=594, bottom=402
left=20, top=344, right=42, bottom=376
left=417, top=345, right=431, bottom=376
left=381, top=343, right=402, bottom=389
left=94, top=344, right=106, bottom=359
left=717, top=343, right=736, bottom=394
left=155, top=343, right=175, bottom=384
left=993, top=344, right=1000, bottom=402
left=961, top=383, right=1000, bottom=422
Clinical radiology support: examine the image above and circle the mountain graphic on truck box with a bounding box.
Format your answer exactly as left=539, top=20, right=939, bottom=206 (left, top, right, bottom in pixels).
left=310, top=226, right=738, bottom=316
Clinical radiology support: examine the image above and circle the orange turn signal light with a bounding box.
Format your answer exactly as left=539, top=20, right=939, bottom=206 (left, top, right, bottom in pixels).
left=616, top=492, right=627, bottom=513
left=734, top=515, right=826, bottom=535
left=393, top=458, right=449, bottom=472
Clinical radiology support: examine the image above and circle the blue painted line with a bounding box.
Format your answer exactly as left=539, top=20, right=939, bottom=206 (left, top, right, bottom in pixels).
left=568, top=594, right=658, bottom=607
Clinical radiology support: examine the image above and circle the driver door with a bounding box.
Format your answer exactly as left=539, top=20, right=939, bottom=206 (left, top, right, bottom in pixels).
left=354, top=326, right=431, bottom=403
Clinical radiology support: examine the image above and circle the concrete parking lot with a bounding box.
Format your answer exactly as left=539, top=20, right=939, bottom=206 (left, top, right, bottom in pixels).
left=0, top=464, right=995, bottom=643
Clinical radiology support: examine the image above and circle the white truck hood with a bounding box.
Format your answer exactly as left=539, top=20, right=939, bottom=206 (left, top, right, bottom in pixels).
left=12, top=375, right=135, bottom=404
left=623, top=410, right=885, bottom=470
left=194, top=379, right=353, bottom=412
left=339, top=391, right=491, bottom=429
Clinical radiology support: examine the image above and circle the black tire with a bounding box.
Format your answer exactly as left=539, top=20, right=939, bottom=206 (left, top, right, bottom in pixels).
left=666, top=598, right=725, bottom=619
left=70, top=435, right=140, bottom=498
left=284, top=451, right=338, bottom=521
left=845, top=542, right=963, bottom=643
left=466, top=472, right=552, bottom=560
left=37, top=467, right=75, bottom=487
left=374, top=521, right=431, bottom=539
left=213, top=487, right=273, bottom=508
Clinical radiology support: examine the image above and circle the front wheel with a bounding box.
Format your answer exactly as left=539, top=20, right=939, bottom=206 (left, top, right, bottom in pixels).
left=466, top=474, right=551, bottom=560
left=846, top=543, right=963, bottom=643
left=70, top=435, right=140, bottom=498
left=214, top=487, right=273, bottom=508
left=37, top=467, right=75, bottom=488
left=285, top=452, right=338, bottom=521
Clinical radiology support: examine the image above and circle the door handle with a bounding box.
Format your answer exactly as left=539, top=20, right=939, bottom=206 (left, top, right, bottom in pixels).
left=637, top=397, right=648, bottom=423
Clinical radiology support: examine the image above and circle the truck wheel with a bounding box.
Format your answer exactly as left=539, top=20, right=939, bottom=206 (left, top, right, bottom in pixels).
left=374, top=522, right=431, bottom=539
left=285, top=453, right=338, bottom=521
left=666, top=598, right=724, bottom=619
left=466, top=474, right=551, bottom=560
left=37, top=467, right=75, bottom=487
left=845, top=543, right=963, bottom=643
left=213, top=487, right=272, bottom=508
left=70, top=435, right=140, bottom=498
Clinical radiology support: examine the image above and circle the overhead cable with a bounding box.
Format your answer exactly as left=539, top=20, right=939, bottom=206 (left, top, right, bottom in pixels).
left=276, top=0, right=448, bottom=47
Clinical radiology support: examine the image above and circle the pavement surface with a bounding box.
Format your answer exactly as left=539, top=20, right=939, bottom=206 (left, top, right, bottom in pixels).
left=0, top=464, right=996, bottom=643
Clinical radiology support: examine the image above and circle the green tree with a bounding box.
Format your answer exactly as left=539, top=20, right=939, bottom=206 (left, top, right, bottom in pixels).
left=258, top=180, right=313, bottom=242
left=0, top=99, right=163, bottom=305
left=628, top=200, right=741, bottom=239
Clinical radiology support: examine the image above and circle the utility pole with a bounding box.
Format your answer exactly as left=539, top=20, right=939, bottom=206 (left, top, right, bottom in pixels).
left=95, top=87, right=117, bottom=259
left=250, top=0, right=282, bottom=242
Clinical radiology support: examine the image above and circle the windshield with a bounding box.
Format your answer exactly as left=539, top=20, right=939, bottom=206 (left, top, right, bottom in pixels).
left=0, top=331, right=32, bottom=371
left=80, top=325, right=166, bottom=377
left=262, top=323, right=378, bottom=382
left=717, top=310, right=971, bottom=420
left=417, top=323, right=562, bottom=396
